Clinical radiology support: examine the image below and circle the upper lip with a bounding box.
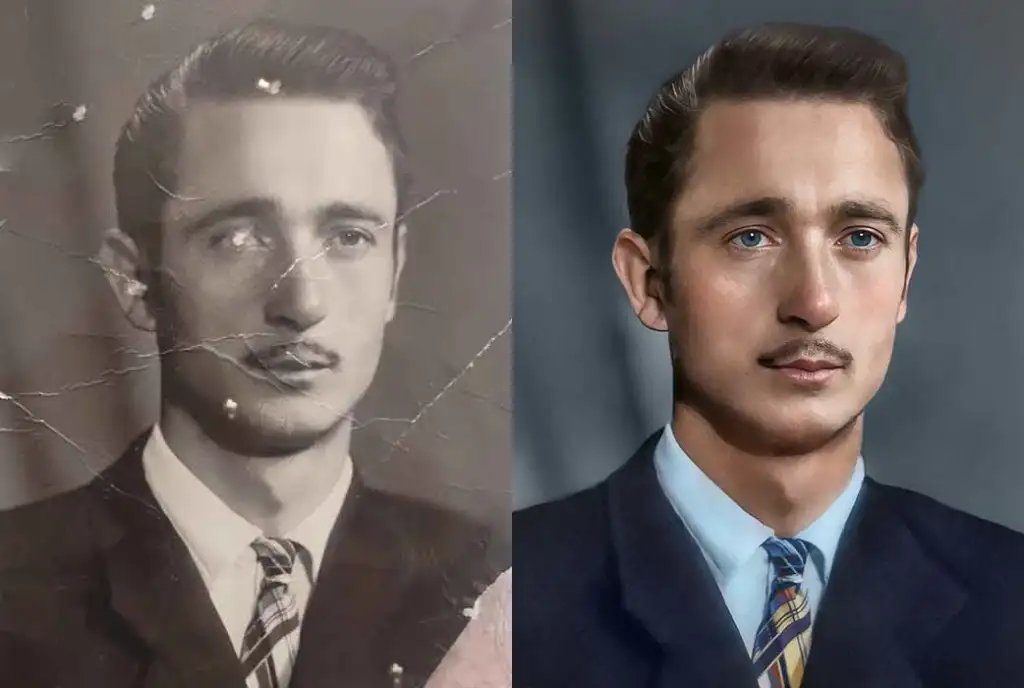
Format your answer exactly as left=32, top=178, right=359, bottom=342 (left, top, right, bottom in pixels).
left=768, top=357, right=844, bottom=372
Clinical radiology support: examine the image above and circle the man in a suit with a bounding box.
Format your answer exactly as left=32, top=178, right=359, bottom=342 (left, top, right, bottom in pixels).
left=515, top=22, right=1024, bottom=688
left=0, top=19, right=504, bottom=688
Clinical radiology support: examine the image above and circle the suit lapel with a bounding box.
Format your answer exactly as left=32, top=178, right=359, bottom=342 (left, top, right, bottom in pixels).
left=289, top=472, right=415, bottom=687
left=607, top=432, right=758, bottom=688
left=89, top=431, right=246, bottom=688
left=607, top=434, right=968, bottom=687
left=804, top=478, right=966, bottom=688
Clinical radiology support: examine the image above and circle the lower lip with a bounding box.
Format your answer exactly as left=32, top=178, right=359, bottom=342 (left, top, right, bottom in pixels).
left=769, top=366, right=842, bottom=385
left=252, top=364, right=332, bottom=387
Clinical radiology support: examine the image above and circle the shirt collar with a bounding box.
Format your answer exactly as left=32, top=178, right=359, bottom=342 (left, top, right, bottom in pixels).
left=653, top=424, right=864, bottom=585
left=142, top=423, right=351, bottom=583
left=286, top=457, right=352, bottom=575
left=795, top=454, right=864, bottom=581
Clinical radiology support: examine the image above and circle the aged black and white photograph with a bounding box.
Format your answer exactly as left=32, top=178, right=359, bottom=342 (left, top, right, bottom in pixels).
left=0, top=1, right=510, bottom=686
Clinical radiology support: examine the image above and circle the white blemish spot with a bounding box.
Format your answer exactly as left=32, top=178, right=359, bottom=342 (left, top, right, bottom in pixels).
left=462, top=597, right=481, bottom=619
left=125, top=280, right=147, bottom=297
left=256, top=78, right=282, bottom=95
left=140, top=4, right=155, bottom=20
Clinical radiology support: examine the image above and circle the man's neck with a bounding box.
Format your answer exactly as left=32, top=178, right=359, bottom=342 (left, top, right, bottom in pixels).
left=158, top=403, right=351, bottom=536
left=671, top=407, right=862, bottom=536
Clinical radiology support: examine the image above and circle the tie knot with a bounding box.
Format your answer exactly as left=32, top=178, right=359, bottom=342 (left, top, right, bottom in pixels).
left=251, top=536, right=298, bottom=584
left=761, top=536, right=811, bottom=584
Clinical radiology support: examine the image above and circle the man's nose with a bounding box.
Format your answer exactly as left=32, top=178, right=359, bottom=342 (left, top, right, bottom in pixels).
left=776, top=249, right=840, bottom=332
left=264, top=244, right=328, bottom=332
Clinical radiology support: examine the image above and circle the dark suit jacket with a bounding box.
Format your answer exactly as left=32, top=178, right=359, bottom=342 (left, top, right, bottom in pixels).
left=515, top=431, right=1024, bottom=688
left=0, top=430, right=507, bottom=688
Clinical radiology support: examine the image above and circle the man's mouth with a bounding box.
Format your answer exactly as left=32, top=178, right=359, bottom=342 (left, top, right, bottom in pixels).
left=764, top=357, right=845, bottom=372
left=757, top=339, right=852, bottom=370
left=756, top=340, right=852, bottom=387
left=244, top=342, right=341, bottom=374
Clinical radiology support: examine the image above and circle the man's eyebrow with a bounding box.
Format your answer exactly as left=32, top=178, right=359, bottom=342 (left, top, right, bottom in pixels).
left=690, top=196, right=904, bottom=234
left=831, top=199, right=904, bottom=234
left=316, top=202, right=392, bottom=231
left=694, top=196, right=793, bottom=234
left=181, top=198, right=280, bottom=236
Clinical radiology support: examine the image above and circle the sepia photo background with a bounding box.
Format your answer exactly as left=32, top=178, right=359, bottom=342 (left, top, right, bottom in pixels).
left=515, top=0, right=1024, bottom=534
left=0, top=0, right=510, bottom=536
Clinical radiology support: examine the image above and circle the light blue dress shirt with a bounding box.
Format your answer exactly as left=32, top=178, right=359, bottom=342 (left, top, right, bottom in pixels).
left=653, top=424, right=865, bottom=655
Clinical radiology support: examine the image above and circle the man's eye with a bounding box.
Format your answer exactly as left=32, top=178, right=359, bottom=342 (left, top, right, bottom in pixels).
left=209, top=223, right=265, bottom=250
left=334, top=229, right=368, bottom=246
left=841, top=229, right=882, bottom=250
left=326, top=225, right=376, bottom=253
left=729, top=229, right=771, bottom=249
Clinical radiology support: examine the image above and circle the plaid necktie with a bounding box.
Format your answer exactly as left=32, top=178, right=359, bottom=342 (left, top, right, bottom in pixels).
left=751, top=537, right=813, bottom=688
left=240, top=537, right=302, bottom=688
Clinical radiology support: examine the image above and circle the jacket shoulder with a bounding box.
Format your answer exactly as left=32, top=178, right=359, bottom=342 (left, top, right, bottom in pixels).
left=514, top=482, right=616, bottom=603
left=0, top=485, right=96, bottom=573
left=514, top=431, right=662, bottom=561
left=365, top=488, right=508, bottom=581
left=515, top=483, right=609, bottom=553
left=875, top=480, right=1024, bottom=575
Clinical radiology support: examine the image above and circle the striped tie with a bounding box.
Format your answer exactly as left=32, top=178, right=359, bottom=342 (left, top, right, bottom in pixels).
left=240, top=537, right=302, bottom=688
left=751, top=537, right=813, bottom=688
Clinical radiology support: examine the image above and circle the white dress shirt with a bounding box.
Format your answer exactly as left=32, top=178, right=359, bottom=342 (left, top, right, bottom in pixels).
left=141, top=423, right=352, bottom=654
left=652, top=424, right=865, bottom=655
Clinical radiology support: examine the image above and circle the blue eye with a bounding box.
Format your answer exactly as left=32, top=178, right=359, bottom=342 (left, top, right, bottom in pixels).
left=730, top=230, right=768, bottom=249
left=844, top=230, right=879, bottom=249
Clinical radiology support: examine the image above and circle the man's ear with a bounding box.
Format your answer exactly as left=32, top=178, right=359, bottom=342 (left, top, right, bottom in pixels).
left=897, top=223, right=919, bottom=324
left=96, top=227, right=156, bottom=332
left=611, top=228, right=669, bottom=331
left=385, top=222, right=408, bottom=323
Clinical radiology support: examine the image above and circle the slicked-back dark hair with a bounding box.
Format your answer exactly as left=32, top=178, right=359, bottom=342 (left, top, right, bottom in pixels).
left=113, top=18, right=411, bottom=261
left=626, top=22, right=924, bottom=271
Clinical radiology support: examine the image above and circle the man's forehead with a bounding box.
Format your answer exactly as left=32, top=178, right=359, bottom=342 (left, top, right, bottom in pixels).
left=179, top=96, right=380, bottom=140
left=676, top=99, right=908, bottom=224
left=694, top=98, right=888, bottom=138
left=165, top=97, right=398, bottom=225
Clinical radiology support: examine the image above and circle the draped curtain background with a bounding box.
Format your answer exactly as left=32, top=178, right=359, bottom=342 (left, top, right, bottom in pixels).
left=514, top=0, right=1024, bottom=534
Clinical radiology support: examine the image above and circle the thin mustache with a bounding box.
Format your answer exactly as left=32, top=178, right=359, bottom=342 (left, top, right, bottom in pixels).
left=243, top=340, right=341, bottom=369
left=758, top=339, right=853, bottom=367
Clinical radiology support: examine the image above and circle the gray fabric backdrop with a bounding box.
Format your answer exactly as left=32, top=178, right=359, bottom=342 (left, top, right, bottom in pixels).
left=514, top=0, right=1024, bottom=534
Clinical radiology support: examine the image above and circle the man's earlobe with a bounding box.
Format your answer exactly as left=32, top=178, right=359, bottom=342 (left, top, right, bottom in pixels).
left=897, top=223, right=920, bottom=324
left=385, top=222, right=408, bottom=323
left=97, top=227, right=157, bottom=332
left=611, top=229, right=669, bottom=332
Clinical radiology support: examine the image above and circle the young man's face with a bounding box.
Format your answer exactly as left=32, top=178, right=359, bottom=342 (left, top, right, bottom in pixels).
left=626, top=99, right=917, bottom=455
left=152, top=98, right=403, bottom=455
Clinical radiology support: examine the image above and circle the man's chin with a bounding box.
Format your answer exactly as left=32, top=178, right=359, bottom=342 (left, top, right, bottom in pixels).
left=220, top=415, right=344, bottom=458
left=192, top=396, right=350, bottom=458
left=694, top=393, right=862, bottom=457
left=731, top=407, right=862, bottom=457
left=675, top=369, right=866, bottom=457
